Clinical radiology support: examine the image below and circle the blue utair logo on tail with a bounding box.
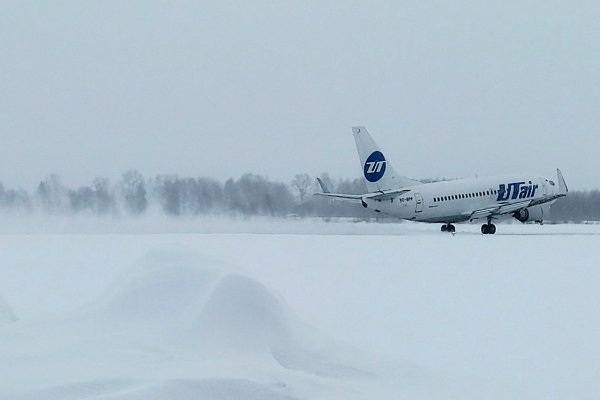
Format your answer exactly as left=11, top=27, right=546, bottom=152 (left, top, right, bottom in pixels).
left=364, top=151, right=387, bottom=182
left=497, top=181, right=538, bottom=201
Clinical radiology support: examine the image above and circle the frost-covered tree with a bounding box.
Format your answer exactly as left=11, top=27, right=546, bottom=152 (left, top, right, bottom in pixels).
left=92, top=177, right=114, bottom=214
left=121, top=170, right=147, bottom=215
left=36, top=174, right=67, bottom=213
left=291, top=173, right=312, bottom=203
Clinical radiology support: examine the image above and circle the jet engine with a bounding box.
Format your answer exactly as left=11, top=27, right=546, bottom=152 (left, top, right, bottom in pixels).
left=513, top=204, right=549, bottom=223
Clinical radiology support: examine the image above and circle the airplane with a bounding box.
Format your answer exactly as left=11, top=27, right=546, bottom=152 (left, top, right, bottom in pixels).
left=315, top=126, right=568, bottom=234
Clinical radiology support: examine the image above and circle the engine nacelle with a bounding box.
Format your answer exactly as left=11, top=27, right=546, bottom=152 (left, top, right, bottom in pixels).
left=513, top=204, right=549, bottom=223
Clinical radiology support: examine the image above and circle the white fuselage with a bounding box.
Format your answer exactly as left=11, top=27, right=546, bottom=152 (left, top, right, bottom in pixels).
left=365, top=174, right=559, bottom=223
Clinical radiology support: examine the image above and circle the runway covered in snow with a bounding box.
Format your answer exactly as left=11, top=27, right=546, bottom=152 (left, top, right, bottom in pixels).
left=0, top=220, right=598, bottom=399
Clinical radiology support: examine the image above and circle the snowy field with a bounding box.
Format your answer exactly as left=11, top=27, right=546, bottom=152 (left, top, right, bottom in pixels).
left=0, top=218, right=599, bottom=399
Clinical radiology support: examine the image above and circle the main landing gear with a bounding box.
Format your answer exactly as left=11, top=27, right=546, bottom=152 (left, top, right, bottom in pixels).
left=481, top=217, right=496, bottom=235
left=441, top=223, right=455, bottom=233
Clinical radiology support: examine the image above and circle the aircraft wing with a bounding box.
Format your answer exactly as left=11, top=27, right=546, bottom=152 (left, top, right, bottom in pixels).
left=467, top=193, right=567, bottom=221
left=528, top=193, right=566, bottom=207
left=466, top=200, right=532, bottom=221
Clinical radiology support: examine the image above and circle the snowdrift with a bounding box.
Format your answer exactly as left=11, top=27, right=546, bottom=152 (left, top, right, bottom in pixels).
left=94, top=249, right=364, bottom=377
left=98, top=249, right=220, bottom=330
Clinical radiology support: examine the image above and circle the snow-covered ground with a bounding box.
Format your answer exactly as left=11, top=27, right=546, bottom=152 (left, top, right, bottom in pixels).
left=0, top=219, right=599, bottom=399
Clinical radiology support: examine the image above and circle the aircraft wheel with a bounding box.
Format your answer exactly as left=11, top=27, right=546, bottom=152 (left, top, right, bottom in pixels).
left=489, top=224, right=496, bottom=234
left=481, top=224, right=489, bottom=234
left=448, top=224, right=456, bottom=233
left=441, top=225, right=447, bottom=232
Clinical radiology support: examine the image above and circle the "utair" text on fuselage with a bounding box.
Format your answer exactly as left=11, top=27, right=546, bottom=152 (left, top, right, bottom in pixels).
left=497, top=181, right=538, bottom=201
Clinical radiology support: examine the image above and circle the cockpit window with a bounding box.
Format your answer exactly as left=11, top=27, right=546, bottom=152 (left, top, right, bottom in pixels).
left=549, top=180, right=555, bottom=186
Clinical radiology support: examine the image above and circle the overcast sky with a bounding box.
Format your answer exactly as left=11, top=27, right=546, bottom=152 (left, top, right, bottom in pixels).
left=1, top=1, right=599, bottom=190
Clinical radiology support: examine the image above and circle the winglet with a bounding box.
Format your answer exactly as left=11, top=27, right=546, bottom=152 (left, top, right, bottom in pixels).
left=557, top=169, right=568, bottom=195
left=316, top=177, right=331, bottom=193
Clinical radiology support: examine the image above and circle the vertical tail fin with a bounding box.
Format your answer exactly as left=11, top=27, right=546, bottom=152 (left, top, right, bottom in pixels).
left=557, top=169, right=568, bottom=195
left=352, top=126, right=420, bottom=191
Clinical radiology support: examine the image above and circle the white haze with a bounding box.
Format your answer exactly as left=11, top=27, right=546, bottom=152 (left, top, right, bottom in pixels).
left=1, top=1, right=600, bottom=190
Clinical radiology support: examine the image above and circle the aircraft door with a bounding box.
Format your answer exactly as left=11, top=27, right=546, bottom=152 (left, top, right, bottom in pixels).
left=415, top=193, right=424, bottom=213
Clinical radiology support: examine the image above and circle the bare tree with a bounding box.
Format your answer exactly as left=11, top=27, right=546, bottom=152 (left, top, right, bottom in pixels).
left=92, top=177, right=114, bottom=214
left=36, top=174, right=67, bottom=213
left=291, top=173, right=312, bottom=203
left=121, top=170, right=148, bottom=215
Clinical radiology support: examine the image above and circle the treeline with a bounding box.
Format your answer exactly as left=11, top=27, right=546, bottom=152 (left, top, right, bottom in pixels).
left=0, top=171, right=595, bottom=222
left=544, top=190, right=600, bottom=223
left=0, top=171, right=373, bottom=219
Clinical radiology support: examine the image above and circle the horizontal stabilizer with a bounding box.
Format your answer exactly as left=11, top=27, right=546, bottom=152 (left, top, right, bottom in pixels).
left=364, top=188, right=411, bottom=201
left=314, top=192, right=363, bottom=203
left=314, top=187, right=411, bottom=203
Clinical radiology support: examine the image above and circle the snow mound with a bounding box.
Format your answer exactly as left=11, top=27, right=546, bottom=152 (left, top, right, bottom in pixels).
left=193, top=274, right=365, bottom=377
left=94, top=249, right=365, bottom=377
left=0, top=295, right=17, bottom=327
left=194, top=274, right=295, bottom=355
left=97, top=249, right=219, bottom=331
